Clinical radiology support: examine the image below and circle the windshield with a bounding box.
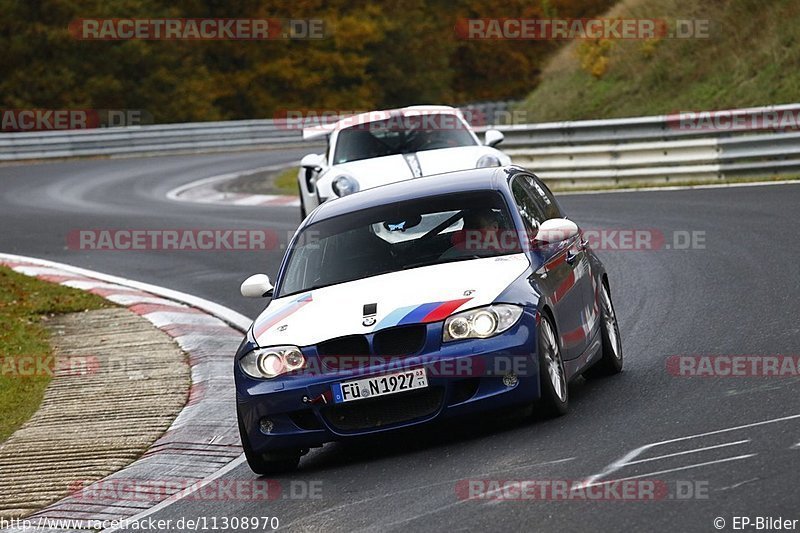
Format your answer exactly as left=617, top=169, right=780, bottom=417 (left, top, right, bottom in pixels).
left=332, top=113, right=477, bottom=164
left=278, top=191, right=520, bottom=297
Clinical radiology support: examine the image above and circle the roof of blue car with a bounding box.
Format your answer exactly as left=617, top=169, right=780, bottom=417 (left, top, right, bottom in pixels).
left=306, top=166, right=513, bottom=224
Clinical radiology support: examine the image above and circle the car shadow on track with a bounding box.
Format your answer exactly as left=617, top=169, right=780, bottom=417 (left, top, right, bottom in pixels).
left=290, top=373, right=623, bottom=474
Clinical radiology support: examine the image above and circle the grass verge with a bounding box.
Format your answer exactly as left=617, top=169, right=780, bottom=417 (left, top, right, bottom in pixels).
left=517, top=0, right=800, bottom=122
left=0, top=265, right=109, bottom=443
left=273, top=167, right=298, bottom=195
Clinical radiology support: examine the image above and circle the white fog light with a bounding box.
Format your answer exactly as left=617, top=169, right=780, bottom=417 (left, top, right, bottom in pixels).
left=259, top=418, right=274, bottom=434
left=503, top=373, right=518, bottom=387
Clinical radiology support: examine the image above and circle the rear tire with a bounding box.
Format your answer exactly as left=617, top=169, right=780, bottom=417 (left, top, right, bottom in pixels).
left=585, top=281, right=623, bottom=378
left=238, top=413, right=301, bottom=475
left=533, top=313, right=568, bottom=418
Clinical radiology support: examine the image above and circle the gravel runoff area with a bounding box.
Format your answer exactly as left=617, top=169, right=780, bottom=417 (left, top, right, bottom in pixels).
left=0, top=256, right=245, bottom=530
left=0, top=308, right=190, bottom=519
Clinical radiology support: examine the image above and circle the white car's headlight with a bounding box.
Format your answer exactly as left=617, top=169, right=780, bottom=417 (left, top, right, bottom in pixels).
left=443, top=304, right=523, bottom=342
left=332, top=175, right=359, bottom=197
left=239, top=346, right=306, bottom=379
left=476, top=155, right=502, bottom=168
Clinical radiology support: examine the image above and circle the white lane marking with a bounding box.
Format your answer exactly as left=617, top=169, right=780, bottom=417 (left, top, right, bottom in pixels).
left=578, top=413, right=800, bottom=489
left=285, top=457, right=576, bottom=531
left=718, top=477, right=759, bottom=491
left=143, top=311, right=227, bottom=328
left=166, top=161, right=301, bottom=208
left=61, top=279, right=142, bottom=292
left=102, top=455, right=247, bottom=533
left=581, top=454, right=757, bottom=488
left=11, top=265, right=74, bottom=277
left=556, top=179, right=800, bottom=196
left=232, top=194, right=290, bottom=206
left=165, top=163, right=291, bottom=200
left=792, top=442, right=800, bottom=449
left=105, top=293, right=188, bottom=307
left=624, top=439, right=751, bottom=466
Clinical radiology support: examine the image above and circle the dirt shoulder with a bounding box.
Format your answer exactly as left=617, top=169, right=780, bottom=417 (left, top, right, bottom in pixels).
left=0, top=307, right=189, bottom=519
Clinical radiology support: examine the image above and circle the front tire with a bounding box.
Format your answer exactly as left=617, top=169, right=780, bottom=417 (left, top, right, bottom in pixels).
left=238, top=413, right=301, bottom=475
left=534, top=313, right=568, bottom=417
left=585, top=281, right=623, bottom=378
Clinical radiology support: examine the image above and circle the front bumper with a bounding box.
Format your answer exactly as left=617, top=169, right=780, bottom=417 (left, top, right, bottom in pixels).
left=235, top=310, right=540, bottom=454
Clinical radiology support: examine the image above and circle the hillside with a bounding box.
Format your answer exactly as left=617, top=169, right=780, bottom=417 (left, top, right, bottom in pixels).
left=516, top=0, right=800, bottom=121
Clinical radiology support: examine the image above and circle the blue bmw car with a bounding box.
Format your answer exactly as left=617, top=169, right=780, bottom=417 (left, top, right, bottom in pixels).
left=235, top=166, right=622, bottom=474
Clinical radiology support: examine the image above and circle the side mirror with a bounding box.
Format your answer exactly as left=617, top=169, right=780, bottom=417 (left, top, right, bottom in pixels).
left=300, top=153, right=324, bottom=171
left=240, top=274, right=274, bottom=298
left=484, top=129, right=504, bottom=147
left=534, top=218, right=579, bottom=244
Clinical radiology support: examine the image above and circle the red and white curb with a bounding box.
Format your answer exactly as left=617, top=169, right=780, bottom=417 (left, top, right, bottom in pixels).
left=166, top=163, right=301, bottom=207
left=0, top=253, right=250, bottom=533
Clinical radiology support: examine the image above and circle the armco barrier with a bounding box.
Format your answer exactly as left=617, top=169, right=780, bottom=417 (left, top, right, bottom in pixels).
left=3, top=104, right=799, bottom=187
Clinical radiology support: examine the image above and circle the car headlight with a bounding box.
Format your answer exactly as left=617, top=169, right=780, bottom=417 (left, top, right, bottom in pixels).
left=332, top=175, right=359, bottom=197
left=476, top=155, right=502, bottom=168
left=443, top=304, right=523, bottom=342
left=239, top=346, right=306, bottom=379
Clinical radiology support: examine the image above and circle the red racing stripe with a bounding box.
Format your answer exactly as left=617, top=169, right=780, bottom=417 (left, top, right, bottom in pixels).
left=421, top=297, right=473, bottom=322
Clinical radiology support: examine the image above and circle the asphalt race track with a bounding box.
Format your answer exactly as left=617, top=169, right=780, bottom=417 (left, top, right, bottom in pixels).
left=1, top=153, right=799, bottom=532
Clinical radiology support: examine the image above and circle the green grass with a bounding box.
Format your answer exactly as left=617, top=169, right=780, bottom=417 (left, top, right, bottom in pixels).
left=273, top=167, right=298, bottom=195
left=0, top=266, right=109, bottom=442
left=517, top=0, right=800, bottom=122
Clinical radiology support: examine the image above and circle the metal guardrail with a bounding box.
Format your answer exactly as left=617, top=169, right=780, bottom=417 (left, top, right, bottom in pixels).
left=473, top=103, right=800, bottom=186
left=0, top=120, right=309, bottom=161
left=2, top=103, right=799, bottom=187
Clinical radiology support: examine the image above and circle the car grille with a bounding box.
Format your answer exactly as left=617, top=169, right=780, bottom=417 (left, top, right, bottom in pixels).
left=316, top=325, right=427, bottom=370
left=321, top=387, right=444, bottom=432
left=373, top=325, right=426, bottom=356
left=317, top=334, right=371, bottom=356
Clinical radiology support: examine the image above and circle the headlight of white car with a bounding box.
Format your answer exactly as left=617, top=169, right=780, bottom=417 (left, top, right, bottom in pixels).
left=443, top=304, right=524, bottom=342
left=332, top=175, right=359, bottom=197
left=476, top=154, right=502, bottom=168
left=239, top=346, right=306, bottom=379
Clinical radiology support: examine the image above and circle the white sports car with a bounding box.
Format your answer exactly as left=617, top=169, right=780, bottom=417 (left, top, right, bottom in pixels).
left=296, top=105, right=511, bottom=218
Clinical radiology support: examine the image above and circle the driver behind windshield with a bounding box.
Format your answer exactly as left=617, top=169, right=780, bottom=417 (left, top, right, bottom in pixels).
left=441, top=208, right=517, bottom=259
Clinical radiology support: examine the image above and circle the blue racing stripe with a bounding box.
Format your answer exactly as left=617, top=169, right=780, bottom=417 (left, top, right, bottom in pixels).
left=372, top=306, right=414, bottom=330
left=398, top=301, right=442, bottom=325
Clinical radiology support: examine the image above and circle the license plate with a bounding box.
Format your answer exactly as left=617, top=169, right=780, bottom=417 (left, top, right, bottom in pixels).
left=332, top=368, right=428, bottom=404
